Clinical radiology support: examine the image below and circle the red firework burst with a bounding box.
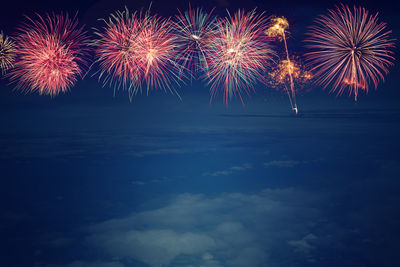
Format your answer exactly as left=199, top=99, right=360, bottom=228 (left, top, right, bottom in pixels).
left=94, top=8, right=181, bottom=99
left=305, top=5, right=395, bottom=101
left=202, top=9, right=274, bottom=104
left=9, top=13, right=89, bottom=96
left=93, top=8, right=141, bottom=93
left=136, top=12, right=181, bottom=92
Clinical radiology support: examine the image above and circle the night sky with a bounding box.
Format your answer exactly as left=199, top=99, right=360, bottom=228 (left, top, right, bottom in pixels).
left=1, top=0, right=400, bottom=267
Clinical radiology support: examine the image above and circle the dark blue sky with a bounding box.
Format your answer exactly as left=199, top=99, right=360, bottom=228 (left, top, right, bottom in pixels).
left=1, top=1, right=400, bottom=267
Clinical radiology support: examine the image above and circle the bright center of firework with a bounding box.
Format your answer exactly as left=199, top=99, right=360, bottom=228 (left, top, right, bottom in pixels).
left=266, top=17, right=289, bottom=37
left=225, top=46, right=243, bottom=66
left=191, top=34, right=200, bottom=40
left=147, top=48, right=157, bottom=63
left=51, top=69, right=60, bottom=76
left=273, top=24, right=283, bottom=32
left=287, top=62, right=294, bottom=73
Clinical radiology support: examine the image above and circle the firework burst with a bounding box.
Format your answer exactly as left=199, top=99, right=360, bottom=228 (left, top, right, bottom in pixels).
left=136, top=12, right=182, bottom=93
left=172, top=5, right=217, bottom=79
left=203, top=9, right=274, bottom=104
left=9, top=13, right=89, bottom=96
left=94, top=7, right=182, bottom=100
left=266, top=16, right=298, bottom=114
left=93, top=8, right=142, bottom=96
left=0, top=32, right=16, bottom=75
left=269, top=59, right=312, bottom=106
left=305, top=5, right=395, bottom=101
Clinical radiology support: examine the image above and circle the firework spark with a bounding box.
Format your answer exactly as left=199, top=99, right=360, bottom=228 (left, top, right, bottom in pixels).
left=203, top=9, right=274, bottom=104
left=172, top=5, right=217, bottom=79
left=0, top=32, right=16, bottom=75
left=9, top=13, right=89, bottom=96
left=266, top=16, right=298, bottom=114
left=305, top=5, right=395, bottom=101
left=269, top=59, right=312, bottom=107
left=94, top=7, right=182, bottom=100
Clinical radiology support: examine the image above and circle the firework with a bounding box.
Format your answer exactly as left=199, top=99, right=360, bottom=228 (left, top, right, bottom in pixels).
left=269, top=59, right=312, bottom=107
left=305, top=5, right=395, bottom=101
left=172, top=5, right=217, bottom=79
left=93, top=8, right=142, bottom=97
left=136, top=11, right=182, bottom=93
left=0, top=32, right=16, bottom=75
left=9, top=13, right=89, bottom=96
left=266, top=16, right=298, bottom=114
left=203, top=9, right=274, bottom=104
left=94, top=7, right=182, bottom=100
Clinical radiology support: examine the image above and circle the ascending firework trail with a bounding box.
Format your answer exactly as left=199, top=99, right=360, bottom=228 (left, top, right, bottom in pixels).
left=266, top=17, right=298, bottom=114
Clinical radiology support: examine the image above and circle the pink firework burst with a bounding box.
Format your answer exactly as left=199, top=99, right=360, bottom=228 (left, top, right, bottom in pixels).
left=202, top=9, right=274, bottom=104
left=9, top=13, right=89, bottom=96
left=93, top=8, right=142, bottom=93
left=94, top=8, right=181, bottom=99
left=305, top=5, right=395, bottom=101
left=136, top=12, right=182, bottom=93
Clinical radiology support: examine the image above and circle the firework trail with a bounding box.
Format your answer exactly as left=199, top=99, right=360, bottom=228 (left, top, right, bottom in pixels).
left=268, top=59, right=312, bottom=103
left=9, top=13, right=89, bottom=96
left=305, top=5, right=395, bottom=101
left=203, top=9, right=274, bottom=104
left=266, top=17, right=298, bottom=114
left=172, top=5, right=217, bottom=80
left=94, top=7, right=182, bottom=100
left=0, top=32, right=16, bottom=75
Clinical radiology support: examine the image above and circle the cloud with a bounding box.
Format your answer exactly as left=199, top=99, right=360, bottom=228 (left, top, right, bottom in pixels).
left=131, top=180, right=146, bottom=185
left=263, top=160, right=302, bottom=168
left=202, top=163, right=252, bottom=176
left=288, top=233, right=318, bottom=254
left=132, top=148, right=193, bottom=157
left=41, top=261, right=125, bottom=267
left=85, top=188, right=322, bottom=267
left=88, top=230, right=215, bottom=267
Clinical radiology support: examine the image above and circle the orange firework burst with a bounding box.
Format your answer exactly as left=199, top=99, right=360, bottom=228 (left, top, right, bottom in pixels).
left=269, top=59, right=312, bottom=95
left=305, top=5, right=396, bottom=101
left=265, top=17, right=289, bottom=39
left=9, top=13, right=89, bottom=96
left=0, top=31, right=16, bottom=75
left=94, top=7, right=182, bottom=100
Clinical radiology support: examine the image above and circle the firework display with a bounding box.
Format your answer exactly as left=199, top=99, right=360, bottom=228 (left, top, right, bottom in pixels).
left=266, top=17, right=299, bottom=114
left=9, top=13, right=89, bottom=96
left=305, top=4, right=395, bottom=101
left=0, top=3, right=396, bottom=110
left=172, top=6, right=217, bottom=79
left=94, top=8, right=181, bottom=99
left=203, top=9, right=274, bottom=104
left=0, top=32, right=16, bottom=75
